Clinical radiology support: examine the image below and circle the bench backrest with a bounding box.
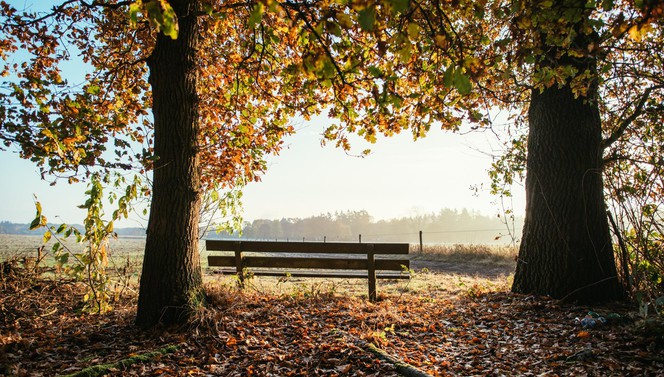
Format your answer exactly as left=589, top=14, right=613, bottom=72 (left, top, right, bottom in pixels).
left=206, top=240, right=410, bottom=271
left=206, top=240, right=409, bottom=254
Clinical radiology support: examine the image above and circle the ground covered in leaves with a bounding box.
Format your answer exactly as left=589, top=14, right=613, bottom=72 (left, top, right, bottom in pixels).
left=1, top=268, right=663, bottom=376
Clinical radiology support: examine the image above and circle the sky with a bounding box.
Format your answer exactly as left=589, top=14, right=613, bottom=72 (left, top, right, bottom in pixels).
left=0, top=113, right=526, bottom=227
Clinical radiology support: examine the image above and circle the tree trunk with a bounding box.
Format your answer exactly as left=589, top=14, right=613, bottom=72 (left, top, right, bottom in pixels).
left=135, top=0, right=204, bottom=327
left=512, top=81, right=623, bottom=302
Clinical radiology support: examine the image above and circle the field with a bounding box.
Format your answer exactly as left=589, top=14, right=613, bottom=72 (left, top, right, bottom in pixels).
left=2, top=234, right=661, bottom=376
left=0, top=234, right=146, bottom=259
left=0, top=234, right=517, bottom=297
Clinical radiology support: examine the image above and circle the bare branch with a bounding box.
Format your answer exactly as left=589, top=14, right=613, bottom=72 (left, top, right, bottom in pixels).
left=601, top=85, right=664, bottom=150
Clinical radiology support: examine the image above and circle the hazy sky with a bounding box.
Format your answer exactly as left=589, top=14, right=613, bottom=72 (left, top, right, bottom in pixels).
left=0, top=113, right=526, bottom=226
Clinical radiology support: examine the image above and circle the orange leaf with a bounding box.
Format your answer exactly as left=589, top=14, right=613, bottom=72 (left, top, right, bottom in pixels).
left=577, top=331, right=590, bottom=338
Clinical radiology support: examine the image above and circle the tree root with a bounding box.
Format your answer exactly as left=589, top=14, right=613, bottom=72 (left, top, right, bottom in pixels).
left=333, top=329, right=434, bottom=377
left=362, top=342, right=434, bottom=377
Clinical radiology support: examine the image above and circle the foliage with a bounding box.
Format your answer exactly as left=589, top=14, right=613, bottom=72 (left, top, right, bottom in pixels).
left=30, top=172, right=141, bottom=313
left=0, top=0, right=502, bottom=182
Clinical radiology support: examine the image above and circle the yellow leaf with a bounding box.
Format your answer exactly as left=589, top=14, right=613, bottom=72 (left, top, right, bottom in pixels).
left=407, top=22, right=420, bottom=40
left=628, top=24, right=652, bottom=42
left=336, top=12, right=353, bottom=29
left=434, top=34, right=448, bottom=49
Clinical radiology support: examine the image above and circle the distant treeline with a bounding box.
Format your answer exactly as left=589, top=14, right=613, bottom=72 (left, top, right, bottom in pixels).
left=211, top=209, right=524, bottom=244
left=0, top=221, right=146, bottom=238
left=2, top=208, right=523, bottom=244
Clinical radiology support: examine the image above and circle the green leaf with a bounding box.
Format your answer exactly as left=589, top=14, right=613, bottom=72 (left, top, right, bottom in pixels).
left=453, top=68, right=472, bottom=95
left=407, top=22, right=420, bottom=40
left=358, top=7, right=376, bottom=31
left=326, top=21, right=342, bottom=37
left=336, top=12, right=353, bottom=29
left=443, top=65, right=455, bottom=87
left=387, top=0, right=409, bottom=13
left=29, top=217, right=42, bottom=231
left=397, top=44, right=412, bottom=63
left=160, top=4, right=179, bottom=39
left=129, top=1, right=141, bottom=27
left=86, top=85, right=100, bottom=95
left=142, top=0, right=179, bottom=39
left=368, top=66, right=382, bottom=77
left=248, top=3, right=264, bottom=28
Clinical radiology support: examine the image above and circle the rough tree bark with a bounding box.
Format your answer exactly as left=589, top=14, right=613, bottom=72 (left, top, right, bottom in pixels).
left=135, top=0, right=205, bottom=327
left=512, top=60, right=624, bottom=302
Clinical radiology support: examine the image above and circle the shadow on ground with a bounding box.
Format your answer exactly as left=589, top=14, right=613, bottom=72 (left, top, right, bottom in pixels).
left=411, top=258, right=515, bottom=278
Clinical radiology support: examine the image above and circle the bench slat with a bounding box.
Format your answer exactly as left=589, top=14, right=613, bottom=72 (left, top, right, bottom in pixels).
left=208, top=268, right=410, bottom=280
left=206, top=240, right=409, bottom=255
left=207, top=255, right=409, bottom=271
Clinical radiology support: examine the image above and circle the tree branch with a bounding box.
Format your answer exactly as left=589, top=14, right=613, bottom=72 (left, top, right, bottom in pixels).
left=280, top=2, right=348, bottom=86
left=601, top=85, right=664, bottom=150
left=82, top=0, right=132, bottom=9
left=4, top=0, right=131, bottom=28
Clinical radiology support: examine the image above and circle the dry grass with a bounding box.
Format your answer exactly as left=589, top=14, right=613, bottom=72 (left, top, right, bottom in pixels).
left=201, top=243, right=518, bottom=301
left=203, top=267, right=513, bottom=305
left=412, top=243, right=517, bottom=265
left=1, top=234, right=515, bottom=302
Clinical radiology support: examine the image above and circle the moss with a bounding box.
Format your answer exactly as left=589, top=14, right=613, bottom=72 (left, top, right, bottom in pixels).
left=61, top=344, right=179, bottom=377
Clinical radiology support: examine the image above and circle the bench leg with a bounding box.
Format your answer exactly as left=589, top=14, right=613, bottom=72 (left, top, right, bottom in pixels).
left=368, top=246, right=377, bottom=302
left=235, top=248, right=245, bottom=289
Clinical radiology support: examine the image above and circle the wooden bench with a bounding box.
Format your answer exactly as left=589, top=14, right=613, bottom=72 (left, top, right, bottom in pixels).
left=206, top=240, right=411, bottom=301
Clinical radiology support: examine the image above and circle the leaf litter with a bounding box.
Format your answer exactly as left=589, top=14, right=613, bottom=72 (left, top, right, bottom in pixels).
left=1, top=268, right=663, bottom=376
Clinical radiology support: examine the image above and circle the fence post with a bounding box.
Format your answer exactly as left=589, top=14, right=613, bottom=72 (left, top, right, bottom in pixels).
left=367, top=244, right=376, bottom=302
left=419, top=230, right=423, bottom=253
left=324, top=236, right=326, bottom=243
left=359, top=234, right=362, bottom=243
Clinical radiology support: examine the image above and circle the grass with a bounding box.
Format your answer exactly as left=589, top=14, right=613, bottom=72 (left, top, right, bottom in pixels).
left=1, top=234, right=516, bottom=300
left=412, top=243, right=518, bottom=266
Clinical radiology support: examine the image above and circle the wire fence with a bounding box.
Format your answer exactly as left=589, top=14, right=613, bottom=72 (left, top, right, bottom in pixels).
left=225, top=227, right=517, bottom=247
